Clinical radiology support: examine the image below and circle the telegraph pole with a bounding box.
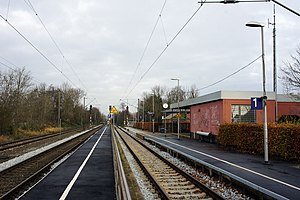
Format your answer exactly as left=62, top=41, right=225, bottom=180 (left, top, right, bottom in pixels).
left=58, top=90, right=61, bottom=131
left=152, top=94, right=155, bottom=133
left=269, top=5, right=278, bottom=122
left=138, top=98, right=140, bottom=123
left=83, top=97, right=86, bottom=130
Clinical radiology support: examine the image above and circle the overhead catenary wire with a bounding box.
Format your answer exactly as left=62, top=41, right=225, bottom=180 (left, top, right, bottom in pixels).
left=125, top=1, right=206, bottom=98
left=0, top=60, right=14, bottom=71
left=160, top=14, right=169, bottom=46
left=196, top=55, right=262, bottom=91
left=6, top=0, right=11, bottom=20
left=124, top=0, right=168, bottom=96
left=23, top=0, right=89, bottom=93
left=0, top=56, right=42, bottom=84
left=0, top=14, right=79, bottom=89
left=198, top=0, right=300, bottom=17
left=25, top=0, right=89, bottom=92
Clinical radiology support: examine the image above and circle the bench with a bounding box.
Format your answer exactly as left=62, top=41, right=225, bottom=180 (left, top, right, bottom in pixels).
left=196, top=131, right=210, bottom=137
left=194, top=131, right=214, bottom=143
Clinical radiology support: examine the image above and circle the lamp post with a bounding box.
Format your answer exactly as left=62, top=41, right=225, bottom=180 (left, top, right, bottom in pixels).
left=246, top=21, right=269, bottom=164
left=171, top=78, right=180, bottom=140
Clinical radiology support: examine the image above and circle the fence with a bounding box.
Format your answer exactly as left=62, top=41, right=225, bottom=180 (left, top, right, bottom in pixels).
left=133, top=122, right=190, bottom=133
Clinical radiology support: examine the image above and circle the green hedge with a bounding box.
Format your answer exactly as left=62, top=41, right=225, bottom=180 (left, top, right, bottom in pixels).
left=218, top=123, right=300, bottom=161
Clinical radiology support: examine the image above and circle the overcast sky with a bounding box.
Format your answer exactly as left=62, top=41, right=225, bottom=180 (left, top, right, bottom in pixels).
left=0, top=0, right=299, bottom=114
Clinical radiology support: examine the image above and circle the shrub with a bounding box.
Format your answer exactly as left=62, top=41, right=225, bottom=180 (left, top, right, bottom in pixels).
left=218, top=123, right=300, bottom=161
left=278, top=115, right=300, bottom=125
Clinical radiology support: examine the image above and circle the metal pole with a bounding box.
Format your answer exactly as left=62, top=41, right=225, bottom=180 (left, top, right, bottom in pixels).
left=172, top=109, right=174, bottom=133
left=126, top=99, right=128, bottom=126
left=177, top=80, right=180, bottom=140
left=142, top=100, right=145, bottom=130
left=271, top=0, right=300, bottom=18
left=138, top=98, right=140, bottom=123
left=83, top=97, right=86, bottom=130
left=164, top=110, right=166, bottom=135
left=152, top=94, right=155, bottom=133
left=198, top=0, right=300, bottom=18
left=272, top=5, right=278, bottom=122
left=58, top=90, right=61, bottom=130
left=261, top=26, right=269, bottom=164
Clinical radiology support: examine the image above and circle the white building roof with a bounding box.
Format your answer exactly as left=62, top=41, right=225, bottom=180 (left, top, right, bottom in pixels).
left=170, top=90, right=300, bottom=109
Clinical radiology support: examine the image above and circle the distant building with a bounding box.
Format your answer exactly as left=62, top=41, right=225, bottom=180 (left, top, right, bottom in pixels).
left=170, top=91, right=300, bottom=135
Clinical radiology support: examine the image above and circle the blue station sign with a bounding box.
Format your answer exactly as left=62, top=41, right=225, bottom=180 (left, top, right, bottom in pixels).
left=251, top=97, right=263, bottom=110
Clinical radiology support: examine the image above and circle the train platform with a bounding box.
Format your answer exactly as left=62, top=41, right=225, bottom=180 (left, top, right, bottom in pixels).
left=127, top=127, right=300, bottom=200
left=20, top=126, right=116, bottom=200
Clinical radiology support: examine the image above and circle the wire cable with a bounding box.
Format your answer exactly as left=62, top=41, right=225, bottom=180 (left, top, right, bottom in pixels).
left=0, top=60, right=15, bottom=71
left=0, top=14, right=78, bottom=88
left=125, top=2, right=206, bottom=98
left=160, top=14, right=169, bottom=46
left=124, top=0, right=168, bottom=96
left=6, top=0, right=11, bottom=20
left=23, top=0, right=89, bottom=92
left=196, top=55, right=262, bottom=91
left=0, top=56, right=42, bottom=84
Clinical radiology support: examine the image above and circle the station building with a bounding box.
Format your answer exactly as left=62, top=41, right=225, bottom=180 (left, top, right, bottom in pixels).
left=170, top=90, right=300, bottom=136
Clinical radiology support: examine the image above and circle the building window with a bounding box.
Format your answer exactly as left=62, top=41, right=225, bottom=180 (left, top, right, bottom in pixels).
left=231, top=105, right=256, bottom=123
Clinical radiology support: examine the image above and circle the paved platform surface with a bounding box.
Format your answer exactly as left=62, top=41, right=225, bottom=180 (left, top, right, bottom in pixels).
left=20, top=126, right=116, bottom=200
left=127, top=127, right=300, bottom=200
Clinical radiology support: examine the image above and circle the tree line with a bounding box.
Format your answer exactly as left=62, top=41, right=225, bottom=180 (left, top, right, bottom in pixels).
left=115, top=84, right=199, bottom=126
left=0, top=67, right=105, bottom=135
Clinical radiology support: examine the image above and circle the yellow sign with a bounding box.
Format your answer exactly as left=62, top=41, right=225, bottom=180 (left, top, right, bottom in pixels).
left=111, top=106, right=118, bottom=114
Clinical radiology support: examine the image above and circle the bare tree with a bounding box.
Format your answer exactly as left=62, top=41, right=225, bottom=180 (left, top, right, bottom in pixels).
left=187, top=84, right=199, bottom=99
left=281, top=46, right=300, bottom=95
left=60, top=83, right=85, bottom=125
left=166, top=86, right=186, bottom=104
left=0, top=68, right=32, bottom=133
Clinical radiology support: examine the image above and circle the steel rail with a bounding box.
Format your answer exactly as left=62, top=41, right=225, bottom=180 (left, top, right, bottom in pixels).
left=112, top=126, right=132, bottom=200
left=116, top=126, right=223, bottom=200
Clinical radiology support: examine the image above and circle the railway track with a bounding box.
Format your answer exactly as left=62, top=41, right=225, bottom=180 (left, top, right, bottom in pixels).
left=115, top=126, right=223, bottom=200
left=0, top=126, right=102, bottom=199
left=0, top=128, right=83, bottom=163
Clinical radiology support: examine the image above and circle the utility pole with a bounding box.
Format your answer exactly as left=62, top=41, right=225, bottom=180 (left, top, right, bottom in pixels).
left=138, top=98, right=140, bottom=123
left=58, top=90, right=61, bottom=132
left=269, top=5, right=278, bottom=122
left=152, top=93, right=155, bottom=133
left=142, top=100, right=145, bottom=130
left=83, top=97, right=86, bottom=130
left=126, top=99, right=129, bottom=126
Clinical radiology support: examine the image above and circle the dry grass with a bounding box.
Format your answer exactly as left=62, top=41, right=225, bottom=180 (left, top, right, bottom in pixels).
left=43, top=127, right=62, bottom=134
left=0, top=135, right=10, bottom=143
left=0, top=127, right=63, bottom=143
left=16, top=129, right=40, bottom=137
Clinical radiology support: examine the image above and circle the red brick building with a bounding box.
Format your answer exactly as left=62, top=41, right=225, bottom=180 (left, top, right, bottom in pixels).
left=170, top=91, right=300, bottom=136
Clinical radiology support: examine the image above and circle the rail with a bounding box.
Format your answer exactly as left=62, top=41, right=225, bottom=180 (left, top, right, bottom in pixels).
left=116, top=126, right=223, bottom=200
left=143, top=136, right=288, bottom=200
left=0, top=127, right=83, bottom=151
left=112, top=125, right=131, bottom=200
